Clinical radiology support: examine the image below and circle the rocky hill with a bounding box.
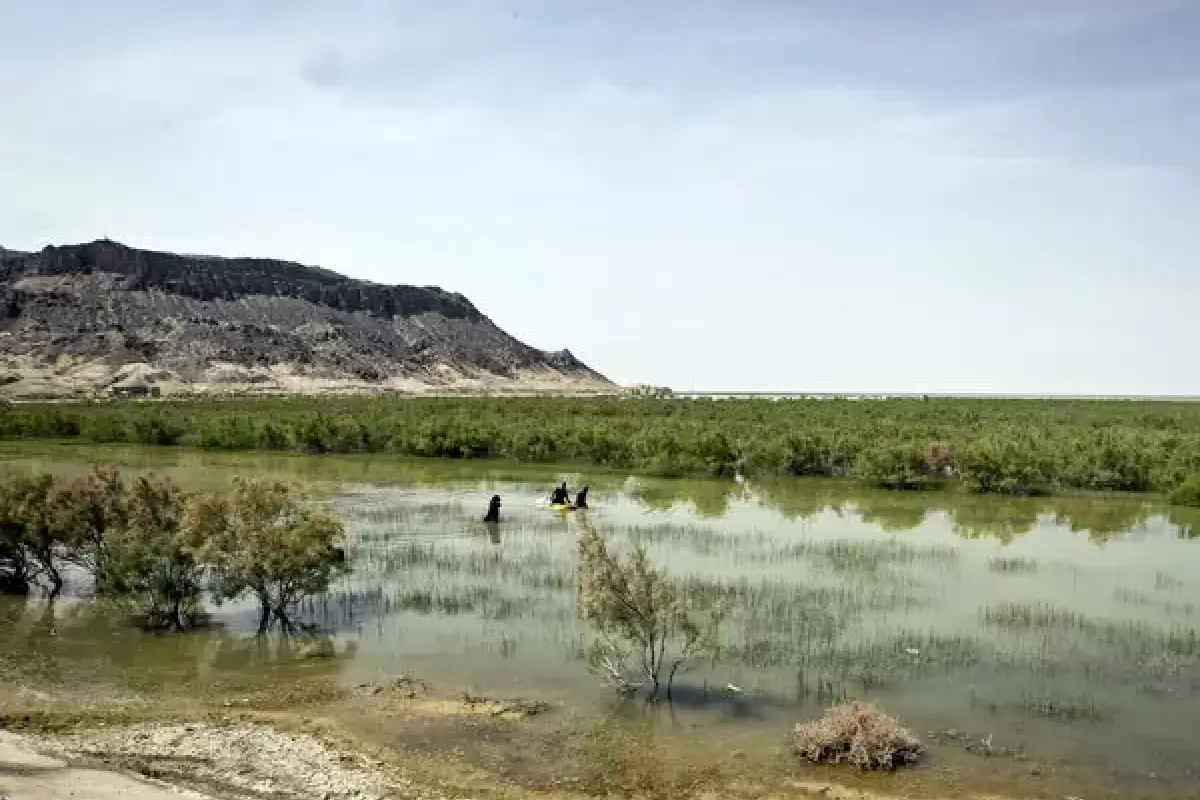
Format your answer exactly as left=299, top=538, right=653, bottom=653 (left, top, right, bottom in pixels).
left=0, top=240, right=614, bottom=398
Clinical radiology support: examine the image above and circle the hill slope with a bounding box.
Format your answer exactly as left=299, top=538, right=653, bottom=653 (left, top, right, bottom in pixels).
left=0, top=240, right=613, bottom=397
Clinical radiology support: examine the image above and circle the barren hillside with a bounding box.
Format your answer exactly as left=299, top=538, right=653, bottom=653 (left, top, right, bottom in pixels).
left=0, top=240, right=613, bottom=398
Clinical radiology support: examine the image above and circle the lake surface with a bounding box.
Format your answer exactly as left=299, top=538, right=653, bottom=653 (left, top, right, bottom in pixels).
left=3, top=442, right=1199, bottom=794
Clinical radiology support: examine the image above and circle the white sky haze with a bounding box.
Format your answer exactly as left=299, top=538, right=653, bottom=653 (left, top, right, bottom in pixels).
left=2, top=1, right=1199, bottom=393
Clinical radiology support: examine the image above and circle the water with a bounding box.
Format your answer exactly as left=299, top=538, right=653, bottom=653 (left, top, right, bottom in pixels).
left=3, top=441, right=1199, bottom=794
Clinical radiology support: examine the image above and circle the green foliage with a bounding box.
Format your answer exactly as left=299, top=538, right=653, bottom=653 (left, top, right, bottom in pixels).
left=576, top=523, right=723, bottom=699
left=958, top=432, right=1057, bottom=495
left=7, top=395, right=1200, bottom=496
left=192, top=478, right=349, bottom=633
left=95, top=476, right=206, bottom=631
left=854, top=440, right=940, bottom=490
left=0, top=468, right=349, bottom=634
left=1169, top=474, right=1200, bottom=508
left=0, top=474, right=68, bottom=595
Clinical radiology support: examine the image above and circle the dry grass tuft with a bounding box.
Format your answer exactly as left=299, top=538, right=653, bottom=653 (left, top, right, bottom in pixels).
left=792, top=701, right=923, bottom=771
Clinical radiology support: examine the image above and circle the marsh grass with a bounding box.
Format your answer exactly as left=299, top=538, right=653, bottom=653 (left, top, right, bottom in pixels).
left=624, top=523, right=958, bottom=575
left=980, top=602, right=1200, bottom=678
left=359, top=542, right=572, bottom=590
left=1114, top=588, right=1197, bottom=617
left=987, top=555, right=1039, bottom=574
left=1155, top=571, right=1185, bottom=592
left=1018, top=692, right=1112, bottom=723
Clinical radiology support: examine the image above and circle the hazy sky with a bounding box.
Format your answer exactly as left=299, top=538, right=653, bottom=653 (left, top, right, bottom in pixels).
left=3, top=1, right=1199, bottom=393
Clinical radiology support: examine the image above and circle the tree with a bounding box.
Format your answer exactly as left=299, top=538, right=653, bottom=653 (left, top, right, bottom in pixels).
left=53, top=467, right=129, bottom=575
left=576, top=523, right=722, bottom=700
left=0, top=474, right=67, bottom=596
left=193, top=478, right=348, bottom=634
left=94, top=475, right=205, bottom=631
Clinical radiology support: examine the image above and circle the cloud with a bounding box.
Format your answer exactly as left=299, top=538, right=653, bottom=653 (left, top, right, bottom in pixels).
left=1, top=0, right=1198, bottom=393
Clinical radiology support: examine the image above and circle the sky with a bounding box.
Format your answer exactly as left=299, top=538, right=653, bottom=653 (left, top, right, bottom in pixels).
left=2, top=1, right=1199, bottom=394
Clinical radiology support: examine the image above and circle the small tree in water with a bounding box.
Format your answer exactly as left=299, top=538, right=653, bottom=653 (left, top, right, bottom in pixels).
left=576, top=524, right=722, bottom=700
left=95, top=475, right=207, bottom=631
left=0, top=475, right=70, bottom=597
left=192, top=478, right=348, bottom=634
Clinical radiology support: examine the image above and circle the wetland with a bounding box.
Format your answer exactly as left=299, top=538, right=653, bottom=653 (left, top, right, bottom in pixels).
left=2, top=439, right=1199, bottom=799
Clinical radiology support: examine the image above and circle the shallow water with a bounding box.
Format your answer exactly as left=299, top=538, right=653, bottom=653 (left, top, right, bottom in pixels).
left=2, top=442, right=1199, bottom=794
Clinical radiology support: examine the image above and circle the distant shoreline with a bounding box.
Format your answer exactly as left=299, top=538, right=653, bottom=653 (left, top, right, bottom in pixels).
left=677, top=391, right=1200, bottom=401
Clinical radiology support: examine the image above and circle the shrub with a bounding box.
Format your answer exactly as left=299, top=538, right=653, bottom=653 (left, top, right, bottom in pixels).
left=576, top=523, right=722, bottom=700
left=792, top=701, right=923, bottom=771
left=1169, top=474, right=1200, bottom=508
left=8, top=395, right=1200, bottom=497
left=958, top=432, right=1056, bottom=495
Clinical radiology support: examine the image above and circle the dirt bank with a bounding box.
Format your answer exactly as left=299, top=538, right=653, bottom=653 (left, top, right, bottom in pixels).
left=4, top=723, right=398, bottom=800
left=0, top=662, right=1180, bottom=800
left=1, top=729, right=215, bottom=800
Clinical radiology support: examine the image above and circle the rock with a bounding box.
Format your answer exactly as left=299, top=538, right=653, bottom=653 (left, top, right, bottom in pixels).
left=0, top=240, right=615, bottom=397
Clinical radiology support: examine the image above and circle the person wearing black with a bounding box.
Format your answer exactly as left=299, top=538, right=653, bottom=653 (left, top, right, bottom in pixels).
left=483, top=495, right=502, bottom=523
left=574, top=486, right=589, bottom=509
left=550, top=482, right=569, bottom=505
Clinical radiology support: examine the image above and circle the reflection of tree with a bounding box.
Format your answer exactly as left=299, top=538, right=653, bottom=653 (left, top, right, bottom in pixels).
left=749, top=479, right=843, bottom=522
left=628, top=478, right=744, bottom=518
left=950, top=498, right=1041, bottom=544
left=1168, top=507, right=1200, bottom=540
left=1050, top=499, right=1153, bottom=543
left=850, top=494, right=931, bottom=533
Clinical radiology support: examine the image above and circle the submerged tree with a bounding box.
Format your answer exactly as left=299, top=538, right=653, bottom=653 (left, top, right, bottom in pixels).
left=53, top=467, right=129, bottom=575
left=576, top=523, right=722, bottom=700
left=93, top=475, right=209, bottom=631
left=0, top=474, right=68, bottom=596
left=193, top=478, right=348, bottom=634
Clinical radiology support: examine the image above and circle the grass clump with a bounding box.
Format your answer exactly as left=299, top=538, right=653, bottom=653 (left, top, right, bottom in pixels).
left=792, top=701, right=923, bottom=770
left=1019, top=693, right=1111, bottom=723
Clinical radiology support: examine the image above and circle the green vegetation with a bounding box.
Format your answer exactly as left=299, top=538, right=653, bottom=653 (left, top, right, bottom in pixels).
left=576, top=523, right=723, bottom=699
left=189, top=478, right=349, bottom=633
left=0, top=469, right=347, bottom=633
left=6, top=395, right=1200, bottom=496
left=1169, top=474, right=1200, bottom=507
left=94, top=474, right=207, bottom=630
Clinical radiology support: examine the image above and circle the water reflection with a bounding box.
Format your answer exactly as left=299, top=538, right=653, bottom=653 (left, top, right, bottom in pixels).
left=3, top=441, right=1196, bottom=543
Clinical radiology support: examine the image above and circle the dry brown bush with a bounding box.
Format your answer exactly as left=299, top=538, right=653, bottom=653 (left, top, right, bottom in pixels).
left=792, top=701, right=923, bottom=770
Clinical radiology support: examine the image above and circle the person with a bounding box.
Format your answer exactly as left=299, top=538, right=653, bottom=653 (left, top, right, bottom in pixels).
left=550, top=482, right=569, bottom=505
left=483, top=494, right=502, bottom=523
left=574, top=486, right=589, bottom=509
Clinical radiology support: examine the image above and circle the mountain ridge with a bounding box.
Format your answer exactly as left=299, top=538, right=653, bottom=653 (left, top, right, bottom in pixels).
left=0, top=239, right=613, bottom=398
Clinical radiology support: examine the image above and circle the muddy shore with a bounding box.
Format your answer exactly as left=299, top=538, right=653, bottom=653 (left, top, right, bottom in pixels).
left=3, top=662, right=1184, bottom=800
